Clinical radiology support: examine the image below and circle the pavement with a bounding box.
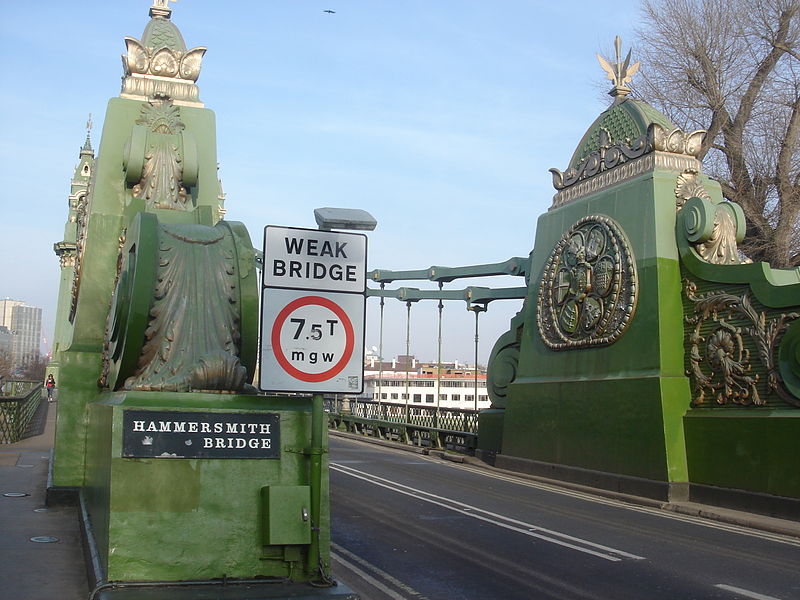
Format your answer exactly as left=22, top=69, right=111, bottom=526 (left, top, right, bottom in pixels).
left=1, top=401, right=798, bottom=600
left=0, top=395, right=89, bottom=600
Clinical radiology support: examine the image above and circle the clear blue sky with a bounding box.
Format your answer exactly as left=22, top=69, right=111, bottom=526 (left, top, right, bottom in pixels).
left=0, top=0, right=642, bottom=365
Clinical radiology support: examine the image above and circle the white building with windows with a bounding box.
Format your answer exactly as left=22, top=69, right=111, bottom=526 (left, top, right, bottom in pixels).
left=357, top=354, right=490, bottom=410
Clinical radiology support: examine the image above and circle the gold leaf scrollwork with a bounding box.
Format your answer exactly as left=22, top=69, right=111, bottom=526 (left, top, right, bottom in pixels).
left=550, top=124, right=706, bottom=191
left=68, top=194, right=90, bottom=322
left=674, top=169, right=711, bottom=210
left=679, top=196, right=752, bottom=265
left=683, top=279, right=799, bottom=407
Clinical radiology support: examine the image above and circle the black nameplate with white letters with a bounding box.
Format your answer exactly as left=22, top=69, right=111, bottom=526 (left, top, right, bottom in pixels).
left=122, top=410, right=280, bottom=459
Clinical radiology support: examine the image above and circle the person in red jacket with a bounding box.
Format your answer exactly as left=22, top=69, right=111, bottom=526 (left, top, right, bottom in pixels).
left=45, top=374, right=56, bottom=402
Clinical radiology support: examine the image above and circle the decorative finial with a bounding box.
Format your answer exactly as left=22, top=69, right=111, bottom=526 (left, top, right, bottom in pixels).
left=81, top=113, right=94, bottom=154
left=597, top=36, right=640, bottom=102
left=150, top=0, right=177, bottom=19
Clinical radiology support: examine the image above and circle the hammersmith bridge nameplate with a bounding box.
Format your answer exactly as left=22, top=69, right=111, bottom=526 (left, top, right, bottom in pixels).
left=122, top=410, right=280, bottom=459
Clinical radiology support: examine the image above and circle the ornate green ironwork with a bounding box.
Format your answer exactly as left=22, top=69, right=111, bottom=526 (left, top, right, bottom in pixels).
left=0, top=382, right=43, bottom=444
left=327, top=398, right=478, bottom=453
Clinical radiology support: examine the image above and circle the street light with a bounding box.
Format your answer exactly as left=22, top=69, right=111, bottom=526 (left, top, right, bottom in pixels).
left=314, top=207, right=377, bottom=232
left=307, top=206, right=376, bottom=577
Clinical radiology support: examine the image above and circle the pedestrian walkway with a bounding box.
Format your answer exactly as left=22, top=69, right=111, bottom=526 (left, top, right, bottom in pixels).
left=0, top=397, right=88, bottom=600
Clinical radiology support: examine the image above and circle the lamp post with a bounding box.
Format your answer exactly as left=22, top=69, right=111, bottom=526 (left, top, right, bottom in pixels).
left=436, top=282, right=444, bottom=429
left=468, top=304, right=486, bottom=416
left=307, top=207, right=376, bottom=578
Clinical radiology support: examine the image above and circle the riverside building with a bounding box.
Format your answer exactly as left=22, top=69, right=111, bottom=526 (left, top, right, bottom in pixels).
left=358, top=354, right=489, bottom=410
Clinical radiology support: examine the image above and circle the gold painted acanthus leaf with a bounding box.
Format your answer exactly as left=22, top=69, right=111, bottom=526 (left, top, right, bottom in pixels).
left=151, top=48, right=179, bottom=78
left=179, top=48, right=207, bottom=81
left=124, top=37, right=149, bottom=75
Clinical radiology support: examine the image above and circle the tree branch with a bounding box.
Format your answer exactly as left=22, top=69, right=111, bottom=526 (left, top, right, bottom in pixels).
left=776, top=93, right=800, bottom=198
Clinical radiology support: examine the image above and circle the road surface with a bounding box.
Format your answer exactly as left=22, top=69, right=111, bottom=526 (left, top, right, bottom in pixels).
left=328, top=436, right=800, bottom=600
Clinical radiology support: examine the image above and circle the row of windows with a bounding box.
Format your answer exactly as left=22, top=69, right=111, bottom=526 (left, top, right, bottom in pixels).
left=371, top=380, right=485, bottom=389
left=372, top=393, right=489, bottom=403
left=370, top=379, right=437, bottom=388
left=440, top=380, right=486, bottom=388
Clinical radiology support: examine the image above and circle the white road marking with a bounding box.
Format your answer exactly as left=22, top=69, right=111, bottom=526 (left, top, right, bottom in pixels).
left=333, top=438, right=800, bottom=548
left=332, top=543, right=430, bottom=600
left=715, top=584, right=784, bottom=600
left=449, top=461, right=800, bottom=547
left=331, top=462, right=645, bottom=562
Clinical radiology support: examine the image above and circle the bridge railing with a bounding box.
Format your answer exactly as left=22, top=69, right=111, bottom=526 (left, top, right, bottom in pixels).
left=0, top=380, right=43, bottom=444
left=326, top=398, right=478, bottom=454
left=320, top=257, right=531, bottom=455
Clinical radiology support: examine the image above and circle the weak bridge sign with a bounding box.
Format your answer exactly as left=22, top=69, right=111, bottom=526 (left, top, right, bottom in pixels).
left=260, top=226, right=367, bottom=394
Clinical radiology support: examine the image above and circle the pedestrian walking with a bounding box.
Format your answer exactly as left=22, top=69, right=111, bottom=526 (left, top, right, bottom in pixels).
left=45, top=374, right=56, bottom=402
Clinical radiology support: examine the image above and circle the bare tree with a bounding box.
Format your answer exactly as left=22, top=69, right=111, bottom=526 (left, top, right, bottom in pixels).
left=0, top=350, right=12, bottom=383
left=634, top=0, right=800, bottom=267
left=20, top=354, right=48, bottom=382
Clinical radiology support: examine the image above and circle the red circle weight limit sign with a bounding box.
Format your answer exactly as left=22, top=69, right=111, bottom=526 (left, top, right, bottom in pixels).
left=271, top=295, right=355, bottom=382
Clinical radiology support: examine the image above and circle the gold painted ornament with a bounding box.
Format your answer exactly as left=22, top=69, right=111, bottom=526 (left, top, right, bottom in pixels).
left=537, top=215, right=638, bottom=349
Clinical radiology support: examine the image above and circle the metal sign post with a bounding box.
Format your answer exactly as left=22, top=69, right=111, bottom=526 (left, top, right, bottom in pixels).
left=259, top=210, right=375, bottom=581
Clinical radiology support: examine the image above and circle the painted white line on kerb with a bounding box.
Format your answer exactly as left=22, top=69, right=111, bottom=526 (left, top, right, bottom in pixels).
left=715, top=584, right=784, bottom=600
left=332, top=543, right=430, bottom=600
left=331, top=462, right=645, bottom=562
left=331, top=552, right=408, bottom=600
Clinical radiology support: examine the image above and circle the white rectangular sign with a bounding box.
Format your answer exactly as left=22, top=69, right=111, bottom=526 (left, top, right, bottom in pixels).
left=260, top=288, right=365, bottom=394
left=263, top=226, right=367, bottom=293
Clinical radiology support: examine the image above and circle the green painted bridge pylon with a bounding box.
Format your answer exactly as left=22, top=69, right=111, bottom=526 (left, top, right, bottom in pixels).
left=49, top=3, right=349, bottom=594
left=484, top=40, right=800, bottom=518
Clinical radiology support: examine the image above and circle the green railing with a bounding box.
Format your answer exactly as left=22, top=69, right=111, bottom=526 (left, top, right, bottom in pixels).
left=0, top=380, right=43, bottom=444
left=326, top=398, right=478, bottom=453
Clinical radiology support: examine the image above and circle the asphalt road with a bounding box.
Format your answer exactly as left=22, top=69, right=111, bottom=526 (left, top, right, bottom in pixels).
left=328, top=436, right=800, bottom=600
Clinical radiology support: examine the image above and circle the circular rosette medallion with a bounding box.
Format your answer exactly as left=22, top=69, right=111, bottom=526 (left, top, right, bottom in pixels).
left=537, top=215, right=637, bottom=349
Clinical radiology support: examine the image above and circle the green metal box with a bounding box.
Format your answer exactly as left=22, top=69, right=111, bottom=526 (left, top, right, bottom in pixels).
left=261, top=485, right=312, bottom=546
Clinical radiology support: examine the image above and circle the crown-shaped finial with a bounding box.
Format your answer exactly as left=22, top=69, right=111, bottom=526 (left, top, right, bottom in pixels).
left=597, top=36, right=640, bottom=102
left=120, top=1, right=206, bottom=105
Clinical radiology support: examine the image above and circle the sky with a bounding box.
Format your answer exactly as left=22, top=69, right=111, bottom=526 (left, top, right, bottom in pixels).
left=0, top=0, right=642, bottom=366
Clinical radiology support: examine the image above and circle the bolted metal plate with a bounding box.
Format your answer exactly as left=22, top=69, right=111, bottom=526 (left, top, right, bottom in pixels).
left=30, top=536, right=59, bottom=543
